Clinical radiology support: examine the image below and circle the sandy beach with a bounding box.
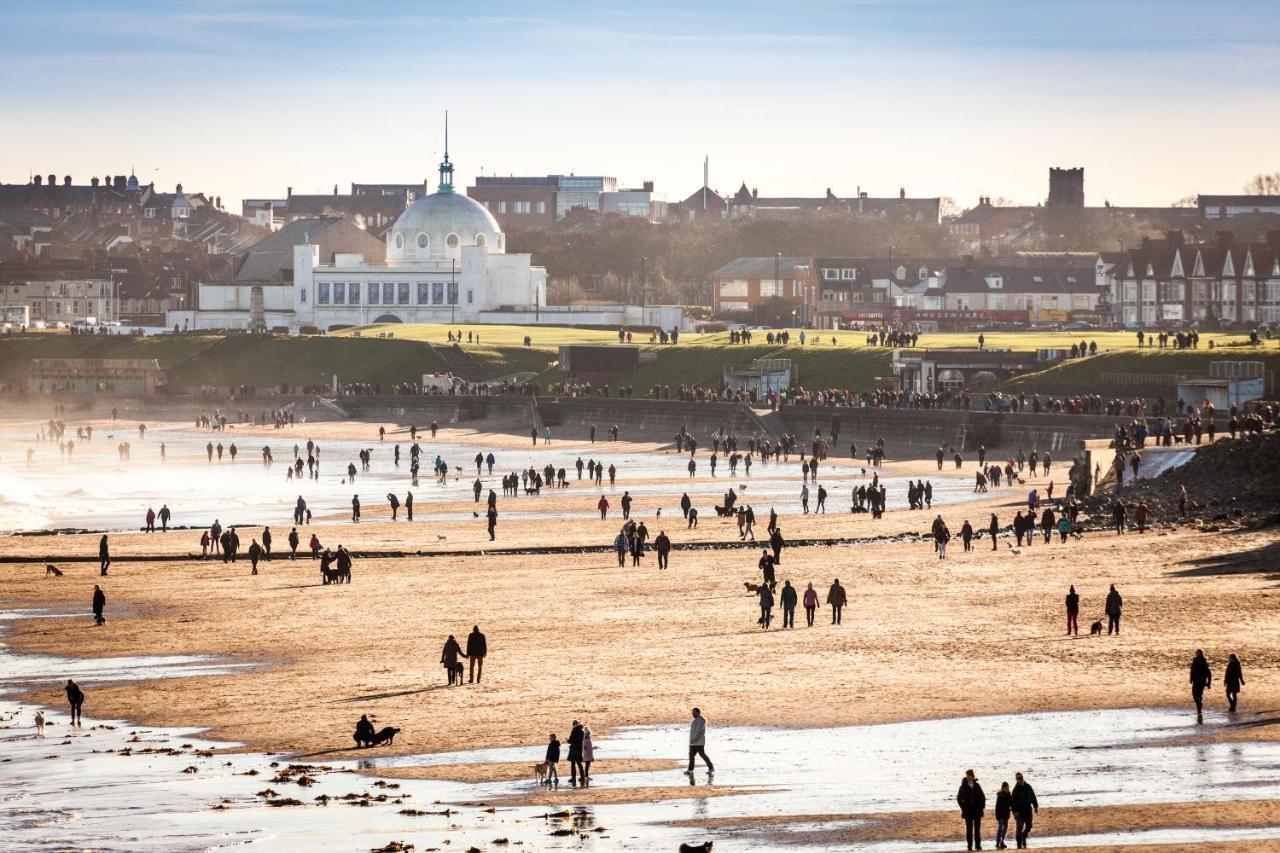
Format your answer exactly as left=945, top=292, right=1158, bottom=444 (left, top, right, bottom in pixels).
left=4, top=417, right=1280, bottom=849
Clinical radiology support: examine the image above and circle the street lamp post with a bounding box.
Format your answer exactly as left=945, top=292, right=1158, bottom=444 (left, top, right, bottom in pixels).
left=774, top=251, right=781, bottom=327
left=451, top=258, right=457, bottom=325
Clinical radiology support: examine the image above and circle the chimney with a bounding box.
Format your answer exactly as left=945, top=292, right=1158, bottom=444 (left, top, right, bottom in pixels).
left=48, top=174, right=57, bottom=186
left=175, top=182, right=183, bottom=194
left=859, top=191, right=868, bottom=199
left=1165, top=230, right=1184, bottom=247
left=1215, top=230, right=1234, bottom=250
left=33, top=175, right=42, bottom=186
left=114, top=176, right=126, bottom=190
left=899, top=187, right=906, bottom=199
left=825, top=187, right=835, bottom=200
left=91, top=177, right=100, bottom=188
left=642, top=180, right=654, bottom=192
left=287, top=186, right=293, bottom=198
left=333, top=184, right=339, bottom=196
left=64, top=175, right=72, bottom=187
left=752, top=187, right=758, bottom=200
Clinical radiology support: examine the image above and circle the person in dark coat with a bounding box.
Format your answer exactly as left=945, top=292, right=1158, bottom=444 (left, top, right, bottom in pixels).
left=354, top=714, right=375, bottom=747
left=440, top=634, right=466, bottom=685
left=92, top=584, right=106, bottom=626
left=247, top=539, right=262, bottom=574
left=679, top=492, right=692, bottom=518
left=827, top=578, right=847, bottom=625
left=1065, top=585, right=1080, bottom=636
left=654, top=531, right=672, bottom=569
left=99, top=535, right=111, bottom=576
left=567, top=720, right=585, bottom=785
left=1225, top=653, right=1245, bottom=711
left=994, top=781, right=1013, bottom=850
left=1191, top=649, right=1212, bottom=721
left=989, top=514, right=999, bottom=551
left=769, top=527, right=785, bottom=565
left=780, top=580, right=797, bottom=628
left=1011, top=772, right=1039, bottom=848
left=287, top=527, right=300, bottom=559
left=957, top=768, right=987, bottom=851
left=544, top=732, right=561, bottom=784
left=1105, top=584, right=1122, bottom=635
left=466, top=625, right=487, bottom=683
left=261, top=527, right=272, bottom=560
left=65, top=679, right=85, bottom=726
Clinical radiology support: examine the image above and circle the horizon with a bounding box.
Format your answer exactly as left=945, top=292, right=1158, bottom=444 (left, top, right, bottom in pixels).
left=1, top=0, right=1278, bottom=211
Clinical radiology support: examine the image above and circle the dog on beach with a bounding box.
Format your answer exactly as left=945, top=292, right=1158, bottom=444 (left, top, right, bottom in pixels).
left=533, top=761, right=549, bottom=784
left=436, top=534, right=448, bottom=541
left=714, top=505, right=734, bottom=517
left=367, top=726, right=401, bottom=746
left=447, top=661, right=465, bottom=685
left=1005, top=542, right=1022, bottom=556
left=45, top=564, right=63, bottom=577
left=679, top=843, right=713, bottom=853
left=744, top=581, right=761, bottom=593
left=1090, top=620, right=1103, bottom=636
left=34, top=710, right=46, bottom=737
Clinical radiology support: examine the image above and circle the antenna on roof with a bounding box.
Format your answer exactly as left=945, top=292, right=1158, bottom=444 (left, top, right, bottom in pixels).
left=437, top=110, right=454, bottom=194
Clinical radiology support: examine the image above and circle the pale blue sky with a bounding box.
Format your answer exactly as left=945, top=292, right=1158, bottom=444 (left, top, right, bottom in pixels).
left=2, top=0, right=1276, bottom=208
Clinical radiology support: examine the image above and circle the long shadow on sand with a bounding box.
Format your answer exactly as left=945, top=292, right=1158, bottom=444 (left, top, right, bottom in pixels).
left=334, top=684, right=450, bottom=703
left=1168, top=535, right=1280, bottom=581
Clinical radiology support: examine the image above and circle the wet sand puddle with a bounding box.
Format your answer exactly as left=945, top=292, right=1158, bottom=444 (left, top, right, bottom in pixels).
left=1, top=426, right=985, bottom=534
left=7, top=605, right=1279, bottom=853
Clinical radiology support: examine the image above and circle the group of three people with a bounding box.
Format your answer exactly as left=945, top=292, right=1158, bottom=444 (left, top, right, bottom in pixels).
left=958, top=768, right=1039, bottom=850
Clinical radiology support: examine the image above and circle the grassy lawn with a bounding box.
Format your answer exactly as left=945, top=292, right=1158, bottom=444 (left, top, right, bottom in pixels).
left=1004, top=347, right=1280, bottom=394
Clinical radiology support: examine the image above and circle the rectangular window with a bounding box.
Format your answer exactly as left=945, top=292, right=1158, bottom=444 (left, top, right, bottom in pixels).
left=317, top=283, right=330, bottom=304
left=537, top=201, right=546, bottom=214
left=398, top=282, right=410, bottom=304
left=332, top=283, right=345, bottom=304
left=447, top=282, right=459, bottom=305
left=515, top=201, right=531, bottom=214
left=383, top=282, right=395, bottom=304
left=498, top=201, right=507, bottom=214
left=467, top=290, right=474, bottom=304
left=417, top=282, right=430, bottom=304
left=348, top=283, right=360, bottom=304
left=719, top=280, right=748, bottom=297
left=368, top=282, right=380, bottom=304
left=841, top=268, right=855, bottom=280
left=432, top=282, right=445, bottom=304
left=300, top=288, right=307, bottom=304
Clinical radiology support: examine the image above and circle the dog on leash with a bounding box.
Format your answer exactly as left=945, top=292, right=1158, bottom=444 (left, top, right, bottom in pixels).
left=679, top=843, right=714, bottom=853
left=34, top=710, right=46, bottom=737
left=447, top=661, right=465, bottom=685
left=744, top=582, right=761, bottom=594
left=1090, top=620, right=1103, bottom=636
left=533, top=761, right=549, bottom=784
left=45, top=564, right=63, bottom=577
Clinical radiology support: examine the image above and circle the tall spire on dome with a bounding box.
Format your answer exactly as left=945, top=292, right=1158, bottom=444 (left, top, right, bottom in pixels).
left=437, top=110, right=454, bottom=194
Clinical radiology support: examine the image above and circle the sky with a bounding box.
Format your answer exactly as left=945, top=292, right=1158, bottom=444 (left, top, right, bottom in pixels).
left=2, top=0, right=1277, bottom=211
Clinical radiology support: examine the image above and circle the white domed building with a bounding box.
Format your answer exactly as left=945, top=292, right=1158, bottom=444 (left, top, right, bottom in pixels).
left=289, top=151, right=546, bottom=329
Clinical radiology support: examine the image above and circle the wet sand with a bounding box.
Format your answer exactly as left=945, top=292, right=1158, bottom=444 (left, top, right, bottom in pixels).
left=4, top=418, right=1280, bottom=848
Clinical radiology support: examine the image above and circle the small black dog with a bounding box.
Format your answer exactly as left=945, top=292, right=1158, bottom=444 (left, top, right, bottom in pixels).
left=45, top=564, right=64, bottom=577
left=679, top=843, right=713, bottom=853
left=1090, top=620, right=1103, bottom=636
left=368, top=726, right=401, bottom=746
left=447, top=661, right=465, bottom=685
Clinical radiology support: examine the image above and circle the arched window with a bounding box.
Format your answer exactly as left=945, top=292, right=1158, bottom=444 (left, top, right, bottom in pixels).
left=446, top=233, right=459, bottom=249
left=393, top=232, right=404, bottom=250
left=475, top=233, right=486, bottom=248
left=416, top=233, right=428, bottom=249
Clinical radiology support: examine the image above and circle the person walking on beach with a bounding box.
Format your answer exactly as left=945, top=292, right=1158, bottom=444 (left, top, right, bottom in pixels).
left=466, top=625, right=487, bottom=683
left=995, top=781, right=1013, bottom=850
left=440, top=634, right=466, bottom=686
left=598, top=495, right=610, bottom=520
left=351, top=495, right=361, bottom=523
left=957, top=768, right=986, bottom=851
left=1011, top=772, right=1039, bottom=848
left=960, top=520, right=974, bottom=552
left=92, top=584, right=106, bottom=626
left=757, top=582, right=774, bottom=629
left=780, top=580, right=797, bottom=628
left=544, top=733, right=561, bottom=785
left=1105, top=584, right=1123, bottom=635
left=98, top=535, right=111, bottom=576
left=145, top=507, right=156, bottom=532
left=803, top=582, right=818, bottom=626
left=65, top=679, right=84, bottom=726
left=770, top=526, right=785, bottom=565
left=1225, top=654, right=1245, bottom=712
left=567, top=720, right=585, bottom=785
left=261, top=527, right=272, bottom=561
left=248, top=539, right=262, bottom=574
left=989, top=513, right=999, bottom=551
left=1191, top=649, right=1212, bottom=722
left=827, top=578, right=847, bottom=624
left=654, top=530, right=671, bottom=569
left=288, top=527, right=300, bottom=559
left=487, top=504, right=498, bottom=541
left=1065, top=586, right=1080, bottom=636
left=686, top=708, right=714, bottom=775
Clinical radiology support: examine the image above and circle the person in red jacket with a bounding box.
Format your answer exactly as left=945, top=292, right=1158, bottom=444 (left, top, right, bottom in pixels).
left=597, top=495, right=610, bottom=520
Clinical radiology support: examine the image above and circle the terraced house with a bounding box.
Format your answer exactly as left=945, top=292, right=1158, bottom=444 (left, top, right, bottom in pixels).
left=1104, top=231, right=1280, bottom=327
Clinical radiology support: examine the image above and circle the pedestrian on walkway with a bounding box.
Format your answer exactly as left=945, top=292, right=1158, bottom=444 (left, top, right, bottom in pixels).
left=686, top=708, right=714, bottom=775
left=827, top=578, right=847, bottom=624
